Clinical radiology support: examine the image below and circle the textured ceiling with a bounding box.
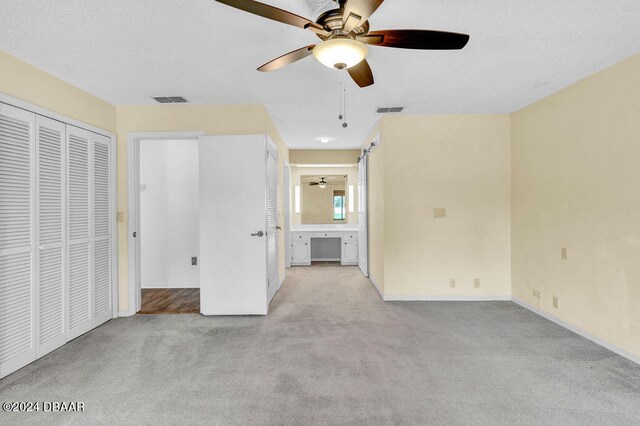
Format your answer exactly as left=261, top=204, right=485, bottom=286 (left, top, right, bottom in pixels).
left=1, top=0, right=640, bottom=148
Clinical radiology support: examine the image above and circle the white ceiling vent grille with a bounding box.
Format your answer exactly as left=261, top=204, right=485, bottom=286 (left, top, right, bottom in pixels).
left=377, top=106, right=404, bottom=114
left=152, top=96, right=189, bottom=104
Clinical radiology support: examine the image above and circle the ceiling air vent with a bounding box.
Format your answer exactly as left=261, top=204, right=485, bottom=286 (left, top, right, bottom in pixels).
left=376, top=106, right=404, bottom=114
left=152, top=96, right=189, bottom=104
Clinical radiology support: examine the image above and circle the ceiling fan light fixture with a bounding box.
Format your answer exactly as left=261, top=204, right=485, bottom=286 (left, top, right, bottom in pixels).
left=319, top=183, right=327, bottom=189
left=313, top=38, right=369, bottom=70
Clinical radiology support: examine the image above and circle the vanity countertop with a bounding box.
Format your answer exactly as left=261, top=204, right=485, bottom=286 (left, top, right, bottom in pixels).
left=290, top=224, right=359, bottom=233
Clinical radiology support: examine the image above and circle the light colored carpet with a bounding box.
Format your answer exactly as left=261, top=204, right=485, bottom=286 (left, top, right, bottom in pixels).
left=1, top=265, right=639, bottom=425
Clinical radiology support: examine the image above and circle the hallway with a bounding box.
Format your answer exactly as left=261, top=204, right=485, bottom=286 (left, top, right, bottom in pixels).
left=1, top=265, right=639, bottom=425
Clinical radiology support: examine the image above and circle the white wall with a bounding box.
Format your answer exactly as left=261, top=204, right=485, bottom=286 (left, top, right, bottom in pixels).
left=140, top=139, right=199, bottom=288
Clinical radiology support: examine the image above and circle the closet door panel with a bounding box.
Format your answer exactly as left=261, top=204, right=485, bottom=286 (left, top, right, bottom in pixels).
left=0, top=103, right=35, bottom=379
left=35, top=116, right=66, bottom=357
left=266, top=143, right=278, bottom=303
left=66, top=125, right=92, bottom=339
left=92, top=133, right=111, bottom=325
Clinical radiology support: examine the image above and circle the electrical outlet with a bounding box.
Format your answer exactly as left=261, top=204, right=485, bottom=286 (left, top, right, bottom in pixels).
left=117, top=211, right=125, bottom=222
left=474, top=279, right=480, bottom=288
left=553, top=296, right=559, bottom=309
left=449, top=279, right=456, bottom=289
left=561, top=247, right=568, bottom=260
left=191, top=257, right=198, bottom=266
left=533, top=289, right=542, bottom=298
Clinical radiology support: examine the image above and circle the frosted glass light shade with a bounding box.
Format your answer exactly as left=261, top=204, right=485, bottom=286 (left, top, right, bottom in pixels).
left=313, top=39, right=369, bottom=69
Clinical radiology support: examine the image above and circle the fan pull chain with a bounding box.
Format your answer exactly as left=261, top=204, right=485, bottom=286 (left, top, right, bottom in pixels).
left=338, top=70, right=348, bottom=128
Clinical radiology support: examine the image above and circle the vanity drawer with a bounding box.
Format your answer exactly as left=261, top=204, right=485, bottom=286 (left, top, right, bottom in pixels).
left=291, top=232, right=311, bottom=241
left=313, top=232, right=341, bottom=238
left=342, top=233, right=358, bottom=240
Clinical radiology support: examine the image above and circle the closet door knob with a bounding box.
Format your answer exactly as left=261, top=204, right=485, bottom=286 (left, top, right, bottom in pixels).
left=251, top=231, right=264, bottom=237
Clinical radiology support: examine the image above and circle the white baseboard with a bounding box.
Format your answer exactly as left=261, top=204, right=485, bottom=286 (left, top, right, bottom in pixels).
left=141, top=284, right=199, bottom=289
left=512, top=297, right=640, bottom=366
left=368, top=275, right=384, bottom=301
left=118, top=310, right=136, bottom=317
left=384, top=295, right=511, bottom=302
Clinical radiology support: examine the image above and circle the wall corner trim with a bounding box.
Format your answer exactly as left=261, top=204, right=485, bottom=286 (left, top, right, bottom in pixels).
left=369, top=276, right=384, bottom=301
left=512, top=297, right=640, bottom=366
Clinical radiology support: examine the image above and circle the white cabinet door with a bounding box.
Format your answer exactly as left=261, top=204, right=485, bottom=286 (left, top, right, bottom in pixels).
left=92, top=133, right=112, bottom=327
left=0, top=104, right=36, bottom=378
left=199, top=135, right=269, bottom=315
left=342, top=240, right=358, bottom=265
left=35, top=115, right=66, bottom=358
left=291, top=241, right=310, bottom=265
left=66, top=125, right=92, bottom=340
left=266, top=140, right=279, bottom=302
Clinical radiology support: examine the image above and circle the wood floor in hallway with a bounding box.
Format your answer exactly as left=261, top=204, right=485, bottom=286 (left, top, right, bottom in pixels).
left=139, top=288, right=200, bottom=314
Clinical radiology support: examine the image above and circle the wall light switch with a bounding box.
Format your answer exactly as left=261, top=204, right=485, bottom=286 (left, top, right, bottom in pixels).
left=533, top=289, right=542, bottom=298
left=117, top=211, right=125, bottom=222
left=561, top=248, right=568, bottom=260
left=434, top=208, right=447, bottom=218
left=553, top=296, right=559, bottom=309
left=474, top=279, right=480, bottom=288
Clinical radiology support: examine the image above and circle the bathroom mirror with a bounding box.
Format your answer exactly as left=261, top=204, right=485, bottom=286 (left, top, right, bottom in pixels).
left=300, top=175, right=347, bottom=224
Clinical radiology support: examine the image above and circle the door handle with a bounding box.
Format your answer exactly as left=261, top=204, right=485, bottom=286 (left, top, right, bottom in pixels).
left=251, top=231, right=264, bottom=237
left=276, top=226, right=282, bottom=230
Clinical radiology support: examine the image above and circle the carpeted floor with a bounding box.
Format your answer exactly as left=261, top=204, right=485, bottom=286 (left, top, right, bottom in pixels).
left=1, top=265, right=639, bottom=425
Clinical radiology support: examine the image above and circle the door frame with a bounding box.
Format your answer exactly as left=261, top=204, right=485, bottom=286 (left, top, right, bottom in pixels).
left=125, top=131, right=205, bottom=316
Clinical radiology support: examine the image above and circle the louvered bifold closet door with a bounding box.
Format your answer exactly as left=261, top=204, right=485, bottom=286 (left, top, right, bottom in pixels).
left=266, top=142, right=278, bottom=302
left=66, top=125, right=93, bottom=340
left=0, top=103, right=36, bottom=378
left=35, top=116, right=66, bottom=357
left=92, top=133, right=112, bottom=327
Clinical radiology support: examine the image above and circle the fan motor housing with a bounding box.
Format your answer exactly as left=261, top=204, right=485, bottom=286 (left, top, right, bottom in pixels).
left=316, top=9, right=369, bottom=40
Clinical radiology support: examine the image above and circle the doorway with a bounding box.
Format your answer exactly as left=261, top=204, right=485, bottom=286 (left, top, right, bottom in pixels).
left=127, top=132, right=204, bottom=315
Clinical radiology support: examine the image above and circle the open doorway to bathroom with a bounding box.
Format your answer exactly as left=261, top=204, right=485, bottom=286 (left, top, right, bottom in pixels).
left=136, top=138, right=200, bottom=313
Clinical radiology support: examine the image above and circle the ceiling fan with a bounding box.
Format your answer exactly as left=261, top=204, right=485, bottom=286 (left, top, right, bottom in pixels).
left=309, top=178, right=328, bottom=188
left=214, top=0, right=470, bottom=88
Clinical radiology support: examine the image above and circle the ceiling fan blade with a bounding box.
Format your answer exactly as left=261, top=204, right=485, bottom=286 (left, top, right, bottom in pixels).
left=343, top=0, right=385, bottom=26
left=347, top=60, right=374, bottom=88
left=215, top=0, right=327, bottom=34
left=257, top=45, right=316, bottom=72
left=309, top=182, right=319, bottom=186
left=359, top=30, right=469, bottom=50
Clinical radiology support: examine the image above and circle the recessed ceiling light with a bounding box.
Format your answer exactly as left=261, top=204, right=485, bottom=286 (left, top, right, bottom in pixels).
left=318, top=137, right=333, bottom=144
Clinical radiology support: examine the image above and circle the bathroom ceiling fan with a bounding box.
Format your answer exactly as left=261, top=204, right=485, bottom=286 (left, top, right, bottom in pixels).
left=214, top=0, right=470, bottom=88
left=309, top=178, right=328, bottom=188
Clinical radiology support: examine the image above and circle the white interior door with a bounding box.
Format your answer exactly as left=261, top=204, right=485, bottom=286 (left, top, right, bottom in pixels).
left=357, top=155, right=368, bottom=276
left=92, top=133, right=112, bottom=327
left=35, top=115, right=66, bottom=357
left=66, top=125, right=93, bottom=339
left=0, top=103, right=36, bottom=378
left=199, top=135, right=268, bottom=315
left=283, top=162, right=291, bottom=268
left=266, top=140, right=279, bottom=301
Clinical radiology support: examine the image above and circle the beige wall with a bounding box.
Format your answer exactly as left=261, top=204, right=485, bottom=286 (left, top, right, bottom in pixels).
left=290, top=166, right=358, bottom=225
left=371, top=115, right=512, bottom=298
left=116, top=105, right=289, bottom=311
left=511, top=53, right=640, bottom=357
left=0, top=51, right=116, bottom=132
left=289, top=149, right=360, bottom=164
